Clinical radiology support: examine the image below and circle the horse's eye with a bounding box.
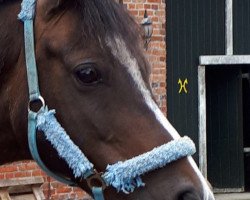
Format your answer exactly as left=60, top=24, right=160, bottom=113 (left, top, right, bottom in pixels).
left=74, top=64, right=102, bottom=85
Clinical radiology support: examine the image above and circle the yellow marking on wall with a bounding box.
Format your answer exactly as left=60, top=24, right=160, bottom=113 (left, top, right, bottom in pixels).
left=178, top=78, right=188, bottom=94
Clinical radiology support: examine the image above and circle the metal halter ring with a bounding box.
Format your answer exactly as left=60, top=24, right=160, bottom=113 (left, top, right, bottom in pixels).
left=86, top=171, right=107, bottom=190
left=28, top=95, right=45, bottom=113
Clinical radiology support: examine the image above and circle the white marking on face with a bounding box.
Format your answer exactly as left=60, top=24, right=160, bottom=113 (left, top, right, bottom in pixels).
left=106, top=36, right=214, bottom=200
left=106, top=36, right=180, bottom=139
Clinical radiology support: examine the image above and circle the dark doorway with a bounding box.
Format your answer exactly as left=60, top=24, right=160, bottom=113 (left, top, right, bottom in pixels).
left=243, top=67, right=250, bottom=191
left=166, top=0, right=225, bottom=163
left=206, top=66, right=244, bottom=191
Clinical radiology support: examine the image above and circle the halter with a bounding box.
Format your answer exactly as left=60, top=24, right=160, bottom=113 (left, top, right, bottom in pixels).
left=18, top=1, right=196, bottom=199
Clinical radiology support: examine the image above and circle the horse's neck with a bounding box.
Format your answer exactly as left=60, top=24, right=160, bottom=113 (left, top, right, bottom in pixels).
left=0, top=1, right=29, bottom=164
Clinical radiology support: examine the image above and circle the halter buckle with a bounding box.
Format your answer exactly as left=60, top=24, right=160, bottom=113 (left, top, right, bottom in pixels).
left=28, top=95, right=45, bottom=113
left=86, top=171, right=107, bottom=190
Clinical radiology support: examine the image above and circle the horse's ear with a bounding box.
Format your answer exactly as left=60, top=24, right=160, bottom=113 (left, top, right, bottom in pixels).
left=38, top=0, right=66, bottom=20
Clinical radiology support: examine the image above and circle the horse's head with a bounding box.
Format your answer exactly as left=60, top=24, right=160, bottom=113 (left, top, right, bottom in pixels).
left=3, top=0, right=214, bottom=199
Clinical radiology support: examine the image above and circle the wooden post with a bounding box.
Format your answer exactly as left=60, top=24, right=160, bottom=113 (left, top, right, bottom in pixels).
left=0, top=188, right=11, bottom=200
left=0, top=177, right=45, bottom=200
left=198, top=65, right=207, bottom=178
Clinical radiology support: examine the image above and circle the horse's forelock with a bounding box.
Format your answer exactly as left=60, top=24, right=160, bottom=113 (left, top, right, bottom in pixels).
left=73, top=0, right=141, bottom=47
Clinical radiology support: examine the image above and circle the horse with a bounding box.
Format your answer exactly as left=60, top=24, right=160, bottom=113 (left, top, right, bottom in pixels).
left=0, top=0, right=215, bottom=199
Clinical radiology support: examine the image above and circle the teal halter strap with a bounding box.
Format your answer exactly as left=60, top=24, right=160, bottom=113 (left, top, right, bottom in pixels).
left=23, top=19, right=77, bottom=186
left=23, top=20, right=40, bottom=99
left=92, top=187, right=105, bottom=200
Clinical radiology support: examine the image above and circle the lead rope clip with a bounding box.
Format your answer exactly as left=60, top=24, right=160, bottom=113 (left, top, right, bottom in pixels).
left=86, top=170, right=106, bottom=200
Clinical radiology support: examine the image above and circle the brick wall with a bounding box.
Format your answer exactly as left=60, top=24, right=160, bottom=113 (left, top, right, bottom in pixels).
left=0, top=1, right=166, bottom=199
left=0, top=161, right=90, bottom=199
left=124, top=0, right=167, bottom=112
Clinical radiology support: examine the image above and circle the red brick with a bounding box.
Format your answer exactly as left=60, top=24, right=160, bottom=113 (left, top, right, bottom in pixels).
left=14, top=171, right=31, bottom=178
left=31, top=169, right=43, bottom=176
left=0, top=165, right=18, bottom=173
left=56, top=187, right=72, bottom=194
left=5, top=173, right=14, bottom=179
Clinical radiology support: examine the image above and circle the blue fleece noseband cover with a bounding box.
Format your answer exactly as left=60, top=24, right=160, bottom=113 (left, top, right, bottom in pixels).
left=19, top=0, right=196, bottom=199
left=36, top=108, right=196, bottom=193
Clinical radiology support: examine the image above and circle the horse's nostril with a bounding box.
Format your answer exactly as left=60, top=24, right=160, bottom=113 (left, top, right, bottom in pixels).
left=178, top=190, right=201, bottom=200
